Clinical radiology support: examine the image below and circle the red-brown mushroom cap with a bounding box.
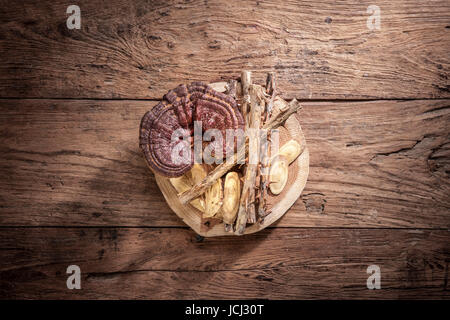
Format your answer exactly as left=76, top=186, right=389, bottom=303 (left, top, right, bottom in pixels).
left=195, top=88, right=244, bottom=157
left=139, top=82, right=244, bottom=177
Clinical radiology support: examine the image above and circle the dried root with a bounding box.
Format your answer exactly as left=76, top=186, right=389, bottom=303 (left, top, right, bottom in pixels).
left=204, top=177, right=223, bottom=218
left=241, top=70, right=252, bottom=127
left=222, top=172, right=241, bottom=225
left=170, top=174, right=205, bottom=212
left=190, top=163, right=207, bottom=184
left=190, top=164, right=222, bottom=218
left=235, top=83, right=264, bottom=235
left=269, top=156, right=289, bottom=195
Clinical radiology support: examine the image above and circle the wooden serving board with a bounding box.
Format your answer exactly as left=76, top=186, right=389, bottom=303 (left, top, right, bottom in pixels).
left=155, top=112, right=309, bottom=237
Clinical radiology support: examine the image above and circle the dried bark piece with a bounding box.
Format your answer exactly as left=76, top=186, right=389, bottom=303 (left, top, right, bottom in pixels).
left=258, top=128, right=270, bottom=220
left=227, top=79, right=238, bottom=97
left=235, top=84, right=264, bottom=234
left=257, top=72, right=277, bottom=219
left=140, top=82, right=244, bottom=177
left=263, top=98, right=302, bottom=130
left=240, top=70, right=252, bottom=127
left=264, top=72, right=276, bottom=121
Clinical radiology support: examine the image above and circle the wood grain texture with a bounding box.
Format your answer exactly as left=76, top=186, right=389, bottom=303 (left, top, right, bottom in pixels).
left=0, top=228, right=448, bottom=299
left=0, top=0, right=449, bottom=99
left=1, top=0, right=449, bottom=302
left=0, top=99, right=448, bottom=228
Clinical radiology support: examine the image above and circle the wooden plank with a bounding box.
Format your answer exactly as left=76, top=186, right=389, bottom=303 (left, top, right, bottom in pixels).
left=0, top=0, right=448, bottom=99
left=0, top=99, right=449, bottom=228
left=0, top=227, right=448, bottom=299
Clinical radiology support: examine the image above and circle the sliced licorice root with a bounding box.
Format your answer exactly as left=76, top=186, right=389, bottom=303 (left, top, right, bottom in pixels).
left=222, top=172, right=241, bottom=224
left=269, top=156, right=289, bottom=195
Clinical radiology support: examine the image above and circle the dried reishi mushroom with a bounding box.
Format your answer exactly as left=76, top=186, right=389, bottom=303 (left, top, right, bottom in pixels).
left=269, top=156, right=289, bottom=195
left=140, top=82, right=244, bottom=177
left=196, top=89, right=245, bottom=158
left=222, top=172, right=241, bottom=224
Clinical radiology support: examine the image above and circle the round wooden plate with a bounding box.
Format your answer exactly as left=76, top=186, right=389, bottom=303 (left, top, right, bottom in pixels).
left=155, top=113, right=309, bottom=237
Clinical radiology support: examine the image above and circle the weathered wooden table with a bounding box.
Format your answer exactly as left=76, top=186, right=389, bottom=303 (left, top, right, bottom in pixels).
left=0, top=0, right=449, bottom=299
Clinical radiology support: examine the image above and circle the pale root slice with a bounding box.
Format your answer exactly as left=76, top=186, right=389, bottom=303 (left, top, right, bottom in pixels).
left=191, top=197, right=205, bottom=213
left=273, top=139, right=302, bottom=164
left=189, top=164, right=207, bottom=185
left=170, top=175, right=205, bottom=212
left=209, top=81, right=228, bottom=93
left=169, top=175, right=191, bottom=194
left=269, top=156, right=289, bottom=195
left=189, top=164, right=208, bottom=212
left=222, top=172, right=241, bottom=224
left=204, top=177, right=223, bottom=218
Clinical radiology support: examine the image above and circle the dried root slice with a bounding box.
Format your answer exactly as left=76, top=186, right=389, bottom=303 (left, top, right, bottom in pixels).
left=204, top=177, right=223, bottom=218
left=190, top=198, right=206, bottom=213
left=189, top=164, right=207, bottom=184
left=275, top=139, right=302, bottom=164
left=169, top=175, right=191, bottom=194
left=209, top=82, right=228, bottom=93
left=170, top=175, right=205, bottom=212
left=265, top=139, right=301, bottom=196
left=189, top=164, right=208, bottom=212
left=269, top=156, right=289, bottom=195
left=222, top=172, right=241, bottom=225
